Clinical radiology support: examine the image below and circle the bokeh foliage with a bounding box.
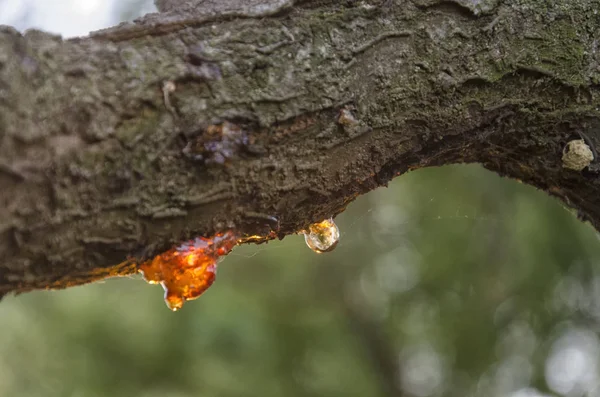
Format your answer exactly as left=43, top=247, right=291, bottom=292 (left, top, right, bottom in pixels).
left=1, top=165, right=600, bottom=397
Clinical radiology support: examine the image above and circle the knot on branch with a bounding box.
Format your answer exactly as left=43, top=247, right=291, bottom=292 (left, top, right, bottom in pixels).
left=562, top=139, right=594, bottom=171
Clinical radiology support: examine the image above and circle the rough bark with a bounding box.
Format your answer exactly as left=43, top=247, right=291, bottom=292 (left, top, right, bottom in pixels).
left=1, top=0, right=600, bottom=296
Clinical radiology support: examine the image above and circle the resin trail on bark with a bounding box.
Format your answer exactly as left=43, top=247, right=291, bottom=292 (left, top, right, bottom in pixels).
left=1, top=0, right=600, bottom=297
left=139, top=217, right=337, bottom=311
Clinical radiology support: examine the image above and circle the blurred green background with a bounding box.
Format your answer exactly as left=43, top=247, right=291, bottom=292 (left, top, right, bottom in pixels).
left=2, top=2, right=600, bottom=397
left=3, top=165, right=600, bottom=397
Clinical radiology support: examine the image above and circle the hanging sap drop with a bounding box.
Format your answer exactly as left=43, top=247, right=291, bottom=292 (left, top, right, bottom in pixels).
left=303, top=218, right=340, bottom=253
left=165, top=291, right=185, bottom=311
left=139, top=231, right=238, bottom=311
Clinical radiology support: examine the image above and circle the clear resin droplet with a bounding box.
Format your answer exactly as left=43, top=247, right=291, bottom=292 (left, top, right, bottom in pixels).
left=303, top=218, right=340, bottom=253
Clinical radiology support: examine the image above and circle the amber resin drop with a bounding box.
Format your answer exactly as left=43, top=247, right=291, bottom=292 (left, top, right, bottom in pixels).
left=303, top=218, right=340, bottom=253
left=139, top=231, right=238, bottom=311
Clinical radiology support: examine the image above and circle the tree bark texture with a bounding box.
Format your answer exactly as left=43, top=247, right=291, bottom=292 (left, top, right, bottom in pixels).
left=1, top=0, right=600, bottom=296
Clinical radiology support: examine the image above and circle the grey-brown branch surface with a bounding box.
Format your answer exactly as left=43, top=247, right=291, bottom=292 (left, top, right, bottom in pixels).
left=1, top=0, right=600, bottom=296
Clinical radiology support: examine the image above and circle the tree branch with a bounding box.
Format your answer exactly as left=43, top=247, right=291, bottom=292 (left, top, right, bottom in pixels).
left=1, top=0, right=600, bottom=296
